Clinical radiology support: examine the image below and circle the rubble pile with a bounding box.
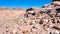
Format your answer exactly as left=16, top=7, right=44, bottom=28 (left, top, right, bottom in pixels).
left=0, top=1, right=60, bottom=34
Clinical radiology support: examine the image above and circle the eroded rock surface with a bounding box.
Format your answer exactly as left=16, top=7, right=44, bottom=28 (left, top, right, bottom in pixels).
left=0, top=1, right=60, bottom=34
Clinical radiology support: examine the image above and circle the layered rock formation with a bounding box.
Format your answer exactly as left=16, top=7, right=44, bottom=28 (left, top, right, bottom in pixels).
left=0, top=1, right=60, bottom=34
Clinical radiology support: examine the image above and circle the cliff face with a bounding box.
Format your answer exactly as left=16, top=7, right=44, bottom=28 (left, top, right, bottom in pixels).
left=0, top=1, right=60, bottom=34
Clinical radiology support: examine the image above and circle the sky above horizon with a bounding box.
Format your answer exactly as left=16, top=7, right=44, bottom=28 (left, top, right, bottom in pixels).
left=0, top=0, right=52, bottom=8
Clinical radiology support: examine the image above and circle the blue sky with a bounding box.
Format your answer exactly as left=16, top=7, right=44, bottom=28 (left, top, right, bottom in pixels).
left=0, top=0, right=52, bottom=8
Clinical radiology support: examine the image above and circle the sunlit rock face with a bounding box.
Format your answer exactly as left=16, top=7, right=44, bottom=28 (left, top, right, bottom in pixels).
left=0, top=1, right=60, bottom=34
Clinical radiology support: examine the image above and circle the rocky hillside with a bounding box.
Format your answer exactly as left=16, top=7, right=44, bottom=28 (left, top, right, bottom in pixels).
left=0, top=1, right=60, bottom=34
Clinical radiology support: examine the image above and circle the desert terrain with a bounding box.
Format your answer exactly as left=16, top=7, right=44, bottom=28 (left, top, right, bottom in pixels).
left=0, top=1, right=60, bottom=34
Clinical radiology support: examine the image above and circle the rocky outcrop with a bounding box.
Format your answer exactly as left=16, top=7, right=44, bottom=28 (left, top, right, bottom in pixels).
left=0, top=1, right=60, bottom=34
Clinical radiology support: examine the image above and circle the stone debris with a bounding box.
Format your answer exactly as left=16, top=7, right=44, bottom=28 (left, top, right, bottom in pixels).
left=0, top=1, right=60, bottom=34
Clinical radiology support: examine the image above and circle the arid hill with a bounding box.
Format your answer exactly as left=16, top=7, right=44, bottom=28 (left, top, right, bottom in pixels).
left=0, top=1, right=60, bottom=34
